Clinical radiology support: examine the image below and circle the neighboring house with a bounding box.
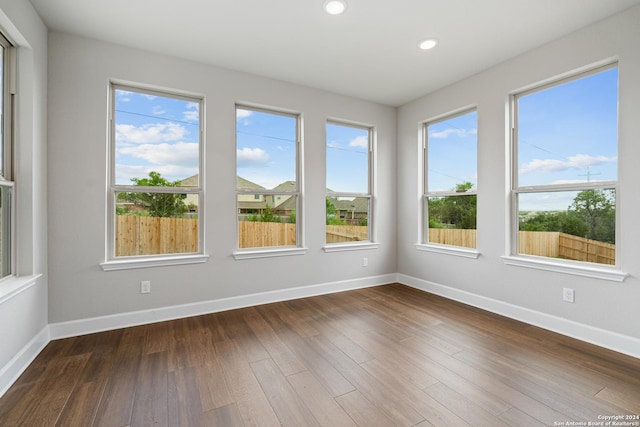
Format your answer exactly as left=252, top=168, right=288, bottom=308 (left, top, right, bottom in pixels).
left=268, top=180, right=296, bottom=214
left=180, top=174, right=199, bottom=212
left=330, top=196, right=369, bottom=223
left=237, top=176, right=268, bottom=215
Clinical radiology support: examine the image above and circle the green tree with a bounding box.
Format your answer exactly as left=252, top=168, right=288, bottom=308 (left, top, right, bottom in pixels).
left=119, top=171, right=187, bottom=218
left=519, top=189, right=615, bottom=243
left=428, top=182, right=477, bottom=229
left=568, top=189, right=615, bottom=243
left=519, top=211, right=589, bottom=237
left=259, top=204, right=281, bottom=223
left=326, top=198, right=346, bottom=225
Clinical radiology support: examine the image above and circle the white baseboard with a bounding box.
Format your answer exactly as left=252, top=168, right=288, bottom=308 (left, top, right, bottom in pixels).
left=397, top=273, right=640, bottom=359
left=49, top=274, right=396, bottom=340
left=0, top=326, right=50, bottom=398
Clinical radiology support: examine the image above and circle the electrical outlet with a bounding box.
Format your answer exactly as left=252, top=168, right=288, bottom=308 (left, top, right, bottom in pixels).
left=562, top=287, right=574, bottom=303
left=362, top=257, right=368, bottom=267
left=141, top=280, right=151, bottom=294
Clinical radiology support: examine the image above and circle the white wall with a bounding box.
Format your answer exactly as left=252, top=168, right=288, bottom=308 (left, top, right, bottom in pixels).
left=397, top=6, right=640, bottom=342
left=0, top=0, right=48, bottom=389
left=47, top=32, right=397, bottom=324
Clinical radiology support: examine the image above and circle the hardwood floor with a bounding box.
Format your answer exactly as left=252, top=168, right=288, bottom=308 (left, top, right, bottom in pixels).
left=1, top=283, right=639, bottom=426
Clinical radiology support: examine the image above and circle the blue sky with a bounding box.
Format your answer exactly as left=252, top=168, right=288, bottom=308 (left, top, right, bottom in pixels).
left=115, top=66, right=617, bottom=210
left=326, top=123, right=369, bottom=194
left=517, top=66, right=618, bottom=210
left=114, top=89, right=200, bottom=186
left=427, top=110, right=478, bottom=192
left=236, top=108, right=297, bottom=190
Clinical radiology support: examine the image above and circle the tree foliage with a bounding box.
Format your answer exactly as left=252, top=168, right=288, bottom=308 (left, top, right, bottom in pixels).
left=247, top=204, right=282, bottom=223
left=326, top=198, right=346, bottom=225
left=520, top=189, right=615, bottom=243
left=118, top=171, right=187, bottom=218
left=428, top=181, right=477, bottom=230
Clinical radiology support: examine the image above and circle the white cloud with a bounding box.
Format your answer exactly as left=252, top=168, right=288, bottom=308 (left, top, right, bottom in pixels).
left=237, top=147, right=270, bottom=167
left=152, top=105, right=166, bottom=115
left=236, top=109, right=253, bottom=120
left=119, top=142, right=199, bottom=167
left=115, top=164, right=198, bottom=185
left=327, top=141, right=341, bottom=149
left=116, top=122, right=187, bottom=144
left=520, top=154, right=617, bottom=174
left=182, top=102, right=199, bottom=122
left=348, top=136, right=369, bottom=149
left=430, top=128, right=477, bottom=139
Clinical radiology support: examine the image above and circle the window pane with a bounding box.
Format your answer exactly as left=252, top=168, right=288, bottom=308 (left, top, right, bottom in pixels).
left=0, top=185, right=11, bottom=278
left=238, top=194, right=297, bottom=248
left=236, top=108, right=297, bottom=189
left=0, top=43, right=4, bottom=178
left=114, top=89, right=200, bottom=186
left=427, top=111, right=477, bottom=192
left=518, top=189, right=615, bottom=265
left=326, top=196, right=369, bottom=243
left=517, top=67, right=618, bottom=187
left=326, top=123, right=369, bottom=193
left=115, top=191, right=198, bottom=256
left=427, top=195, right=477, bottom=249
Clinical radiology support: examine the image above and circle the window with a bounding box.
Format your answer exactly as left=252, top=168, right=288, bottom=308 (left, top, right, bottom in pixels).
left=236, top=106, right=301, bottom=251
left=423, top=109, right=478, bottom=250
left=107, top=84, right=203, bottom=262
left=325, top=121, right=372, bottom=244
left=0, top=33, right=14, bottom=279
left=512, top=64, right=618, bottom=266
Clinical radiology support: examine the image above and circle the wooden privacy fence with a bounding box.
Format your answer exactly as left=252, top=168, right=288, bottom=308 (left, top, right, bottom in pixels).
left=558, top=233, right=615, bottom=265
left=518, top=231, right=559, bottom=258
left=116, top=215, right=198, bottom=256
left=326, top=225, right=369, bottom=243
left=239, top=221, right=296, bottom=248
left=428, top=228, right=477, bottom=249
left=116, top=218, right=615, bottom=265
left=428, top=228, right=615, bottom=265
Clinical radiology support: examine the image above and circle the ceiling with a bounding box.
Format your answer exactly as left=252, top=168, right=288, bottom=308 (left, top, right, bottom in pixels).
left=28, top=0, right=640, bottom=106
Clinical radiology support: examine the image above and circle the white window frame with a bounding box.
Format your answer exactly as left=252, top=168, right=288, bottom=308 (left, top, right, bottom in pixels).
left=416, top=108, right=480, bottom=259
left=101, top=82, right=207, bottom=271
left=323, top=119, right=378, bottom=252
left=0, top=32, right=15, bottom=281
left=233, top=104, right=306, bottom=259
left=503, top=63, right=627, bottom=282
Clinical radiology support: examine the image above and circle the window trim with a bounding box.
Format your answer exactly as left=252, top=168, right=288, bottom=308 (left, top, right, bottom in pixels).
left=234, top=104, right=304, bottom=256
left=323, top=119, right=375, bottom=249
left=421, top=107, right=479, bottom=253
left=104, top=82, right=205, bottom=268
left=508, top=63, right=621, bottom=272
left=0, top=32, right=15, bottom=280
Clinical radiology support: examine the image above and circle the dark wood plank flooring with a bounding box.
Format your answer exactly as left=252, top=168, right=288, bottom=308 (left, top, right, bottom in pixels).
left=1, top=283, right=639, bottom=426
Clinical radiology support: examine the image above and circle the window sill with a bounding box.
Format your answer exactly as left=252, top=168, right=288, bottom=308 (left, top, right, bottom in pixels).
left=415, top=243, right=480, bottom=259
left=100, top=254, right=209, bottom=271
left=0, top=274, right=42, bottom=305
left=323, top=242, right=380, bottom=253
left=233, top=247, right=307, bottom=260
left=501, top=255, right=628, bottom=282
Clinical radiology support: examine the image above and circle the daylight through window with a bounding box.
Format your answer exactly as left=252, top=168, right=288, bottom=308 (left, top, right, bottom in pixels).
left=0, top=32, right=14, bottom=279
left=423, top=110, right=478, bottom=249
left=109, top=84, right=203, bottom=258
left=513, top=64, right=618, bottom=265
left=326, top=121, right=372, bottom=244
left=236, top=106, right=300, bottom=249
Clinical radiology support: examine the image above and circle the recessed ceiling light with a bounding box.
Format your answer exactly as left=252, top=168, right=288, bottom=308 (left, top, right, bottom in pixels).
left=323, top=0, right=347, bottom=15
left=418, top=38, right=439, bottom=50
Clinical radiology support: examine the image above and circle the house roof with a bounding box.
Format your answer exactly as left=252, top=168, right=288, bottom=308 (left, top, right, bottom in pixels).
left=329, top=196, right=369, bottom=214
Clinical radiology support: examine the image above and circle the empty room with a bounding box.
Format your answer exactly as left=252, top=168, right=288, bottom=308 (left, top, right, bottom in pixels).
left=0, top=0, right=639, bottom=425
